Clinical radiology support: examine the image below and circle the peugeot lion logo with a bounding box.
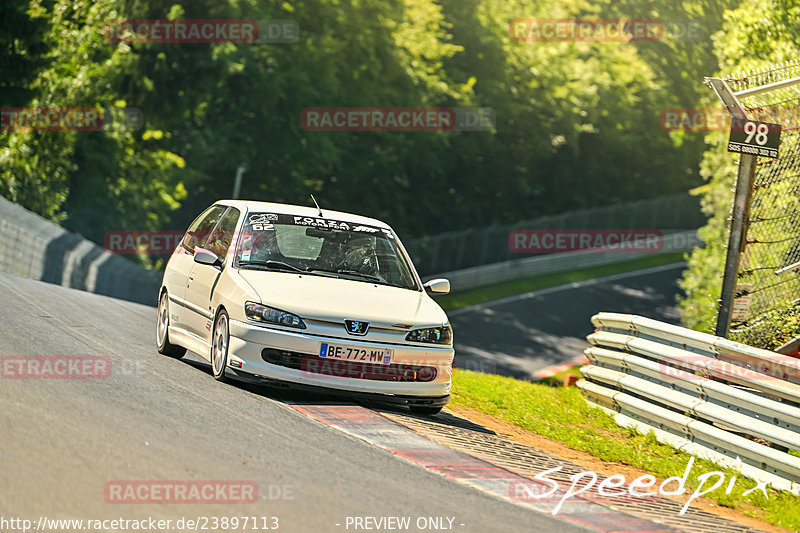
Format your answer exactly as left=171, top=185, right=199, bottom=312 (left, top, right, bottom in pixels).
left=344, top=319, right=369, bottom=336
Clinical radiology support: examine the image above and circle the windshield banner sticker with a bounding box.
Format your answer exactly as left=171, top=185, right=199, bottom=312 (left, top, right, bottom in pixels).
left=247, top=213, right=390, bottom=237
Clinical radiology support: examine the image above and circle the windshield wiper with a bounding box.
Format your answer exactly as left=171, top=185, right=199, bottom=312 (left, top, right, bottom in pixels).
left=337, top=269, right=383, bottom=282
left=307, top=268, right=384, bottom=283
left=238, top=260, right=304, bottom=273
left=239, top=261, right=396, bottom=285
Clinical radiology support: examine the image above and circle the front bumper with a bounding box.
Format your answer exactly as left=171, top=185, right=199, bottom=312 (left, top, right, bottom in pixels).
left=227, top=319, right=454, bottom=400
left=225, top=368, right=450, bottom=408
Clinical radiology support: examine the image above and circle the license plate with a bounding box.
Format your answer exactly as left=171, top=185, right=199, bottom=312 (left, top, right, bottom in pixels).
left=319, top=342, right=393, bottom=365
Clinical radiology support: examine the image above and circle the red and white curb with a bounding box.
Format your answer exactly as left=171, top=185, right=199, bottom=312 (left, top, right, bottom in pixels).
left=533, top=355, right=590, bottom=380
left=289, top=403, right=681, bottom=533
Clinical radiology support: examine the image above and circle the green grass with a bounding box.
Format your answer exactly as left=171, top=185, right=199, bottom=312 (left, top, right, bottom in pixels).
left=434, top=253, right=686, bottom=312
left=451, top=369, right=800, bottom=530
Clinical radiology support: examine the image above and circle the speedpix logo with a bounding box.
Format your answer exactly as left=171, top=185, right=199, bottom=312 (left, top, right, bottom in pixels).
left=509, top=458, right=774, bottom=516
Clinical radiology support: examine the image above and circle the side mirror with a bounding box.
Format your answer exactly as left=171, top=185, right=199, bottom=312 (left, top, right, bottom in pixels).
left=194, top=248, right=223, bottom=269
left=423, top=278, right=450, bottom=295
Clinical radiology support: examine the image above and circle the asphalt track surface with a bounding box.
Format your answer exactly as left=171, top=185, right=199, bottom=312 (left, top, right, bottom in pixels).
left=0, top=274, right=593, bottom=533
left=449, top=263, right=686, bottom=379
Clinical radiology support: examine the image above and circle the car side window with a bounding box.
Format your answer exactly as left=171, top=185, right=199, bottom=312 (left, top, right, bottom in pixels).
left=206, top=207, right=241, bottom=259
left=181, top=205, right=227, bottom=254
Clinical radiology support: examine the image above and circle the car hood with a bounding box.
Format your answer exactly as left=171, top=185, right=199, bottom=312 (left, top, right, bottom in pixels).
left=235, top=270, right=448, bottom=327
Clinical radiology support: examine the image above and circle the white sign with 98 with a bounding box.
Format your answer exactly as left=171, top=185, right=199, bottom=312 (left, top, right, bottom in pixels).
left=728, top=118, right=781, bottom=159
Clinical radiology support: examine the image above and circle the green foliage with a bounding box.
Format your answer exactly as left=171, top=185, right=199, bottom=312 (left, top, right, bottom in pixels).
left=0, top=1, right=48, bottom=105
left=677, top=138, right=736, bottom=332
left=678, top=0, right=800, bottom=335
left=733, top=302, right=800, bottom=351
left=2, top=0, right=735, bottom=252
left=1, top=0, right=188, bottom=239
left=438, top=0, right=716, bottom=222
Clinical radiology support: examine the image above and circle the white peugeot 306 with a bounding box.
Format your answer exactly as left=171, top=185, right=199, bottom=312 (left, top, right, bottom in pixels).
left=156, top=200, right=454, bottom=414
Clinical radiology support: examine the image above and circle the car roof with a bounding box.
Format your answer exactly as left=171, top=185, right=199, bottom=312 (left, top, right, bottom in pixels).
left=212, top=200, right=392, bottom=229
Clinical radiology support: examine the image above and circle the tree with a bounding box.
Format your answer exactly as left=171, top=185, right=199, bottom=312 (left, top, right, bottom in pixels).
left=2, top=0, right=737, bottom=256
left=678, top=0, right=800, bottom=333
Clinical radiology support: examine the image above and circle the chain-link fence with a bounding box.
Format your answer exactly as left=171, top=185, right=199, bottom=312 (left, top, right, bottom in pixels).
left=404, top=193, right=704, bottom=277
left=719, top=61, right=800, bottom=347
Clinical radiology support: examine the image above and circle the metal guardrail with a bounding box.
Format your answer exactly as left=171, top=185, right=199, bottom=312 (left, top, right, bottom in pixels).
left=579, top=312, right=800, bottom=493
left=0, top=195, right=159, bottom=305
left=425, top=230, right=700, bottom=292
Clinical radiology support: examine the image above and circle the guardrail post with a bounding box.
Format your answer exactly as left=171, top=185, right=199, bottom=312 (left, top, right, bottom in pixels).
left=706, top=78, right=757, bottom=338
left=715, top=153, right=756, bottom=338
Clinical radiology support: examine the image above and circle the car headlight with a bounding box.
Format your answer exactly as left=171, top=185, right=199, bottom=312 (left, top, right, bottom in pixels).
left=245, top=302, right=306, bottom=329
left=405, top=325, right=452, bottom=345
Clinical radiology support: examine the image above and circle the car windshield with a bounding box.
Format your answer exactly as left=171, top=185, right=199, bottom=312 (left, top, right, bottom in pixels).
left=234, top=213, right=419, bottom=291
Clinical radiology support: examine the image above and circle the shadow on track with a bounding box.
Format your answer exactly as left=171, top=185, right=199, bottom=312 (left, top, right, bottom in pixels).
left=179, top=357, right=496, bottom=435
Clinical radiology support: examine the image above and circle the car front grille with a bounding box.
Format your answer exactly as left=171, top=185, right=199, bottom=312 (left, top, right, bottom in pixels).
left=261, top=348, right=438, bottom=383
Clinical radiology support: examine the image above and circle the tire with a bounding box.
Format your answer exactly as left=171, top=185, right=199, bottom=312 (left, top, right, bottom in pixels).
left=156, top=291, right=187, bottom=358
left=211, top=309, right=230, bottom=382
left=409, top=405, right=443, bottom=416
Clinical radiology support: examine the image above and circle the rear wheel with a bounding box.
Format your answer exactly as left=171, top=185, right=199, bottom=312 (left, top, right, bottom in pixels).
left=156, top=292, right=186, bottom=358
left=211, top=310, right=230, bottom=382
left=409, top=405, right=443, bottom=416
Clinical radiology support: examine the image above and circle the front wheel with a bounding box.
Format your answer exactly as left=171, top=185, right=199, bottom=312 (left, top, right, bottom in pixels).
left=156, top=292, right=186, bottom=358
left=211, top=309, right=230, bottom=382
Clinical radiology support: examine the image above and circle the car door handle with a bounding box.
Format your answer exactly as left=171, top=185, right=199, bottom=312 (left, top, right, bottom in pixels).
left=188, top=276, right=194, bottom=283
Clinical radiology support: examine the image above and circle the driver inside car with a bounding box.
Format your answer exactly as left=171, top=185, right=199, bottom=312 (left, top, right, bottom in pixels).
left=337, top=236, right=379, bottom=276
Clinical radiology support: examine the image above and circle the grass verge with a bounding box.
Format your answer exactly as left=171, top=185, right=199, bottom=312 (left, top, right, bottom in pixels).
left=450, top=369, right=800, bottom=531
left=434, top=253, right=685, bottom=312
